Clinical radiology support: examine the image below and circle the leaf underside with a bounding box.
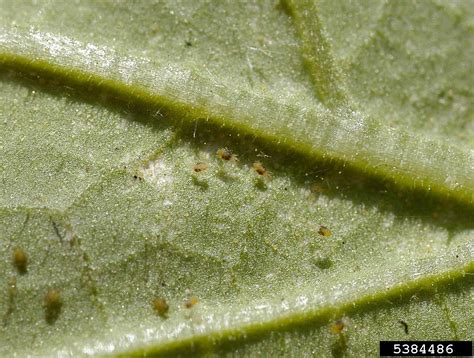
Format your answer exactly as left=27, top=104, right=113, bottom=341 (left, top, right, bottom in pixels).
left=0, top=0, right=473, bottom=357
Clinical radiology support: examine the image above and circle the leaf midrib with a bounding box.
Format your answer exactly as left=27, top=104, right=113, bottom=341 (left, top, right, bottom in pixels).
left=0, top=50, right=472, bottom=209
left=113, top=263, right=473, bottom=357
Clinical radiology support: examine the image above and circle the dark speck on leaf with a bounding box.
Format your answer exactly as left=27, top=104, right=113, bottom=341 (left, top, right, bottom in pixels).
left=399, top=320, right=409, bottom=335
left=185, top=41, right=192, bottom=47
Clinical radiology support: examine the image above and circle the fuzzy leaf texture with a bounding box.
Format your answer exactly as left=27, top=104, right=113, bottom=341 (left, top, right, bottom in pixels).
left=0, top=0, right=473, bottom=357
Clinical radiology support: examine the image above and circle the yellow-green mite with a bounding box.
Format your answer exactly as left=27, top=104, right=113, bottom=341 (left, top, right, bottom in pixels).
left=185, top=296, right=198, bottom=308
left=12, top=248, right=28, bottom=274
left=153, top=298, right=169, bottom=317
left=44, top=289, right=62, bottom=323
left=330, top=319, right=345, bottom=334
left=318, top=225, right=332, bottom=237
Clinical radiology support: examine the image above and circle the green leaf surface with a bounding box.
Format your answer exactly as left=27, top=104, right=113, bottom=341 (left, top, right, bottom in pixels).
left=0, top=0, right=472, bottom=357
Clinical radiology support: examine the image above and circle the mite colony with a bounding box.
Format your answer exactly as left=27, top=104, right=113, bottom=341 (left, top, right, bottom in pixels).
left=193, top=148, right=237, bottom=174
left=193, top=149, right=333, bottom=241
left=193, top=148, right=269, bottom=176
left=5, top=146, right=337, bottom=325
left=8, top=246, right=206, bottom=323
left=9, top=247, right=65, bottom=324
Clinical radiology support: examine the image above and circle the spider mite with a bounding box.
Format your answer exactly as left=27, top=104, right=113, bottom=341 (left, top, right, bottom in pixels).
left=185, top=296, right=198, bottom=308
left=318, top=225, right=332, bottom=237
left=193, top=162, right=209, bottom=173
left=217, top=148, right=237, bottom=161
left=44, top=289, right=62, bottom=324
left=12, top=248, right=28, bottom=274
left=152, top=298, right=169, bottom=318
left=253, top=161, right=269, bottom=176
left=330, top=319, right=346, bottom=334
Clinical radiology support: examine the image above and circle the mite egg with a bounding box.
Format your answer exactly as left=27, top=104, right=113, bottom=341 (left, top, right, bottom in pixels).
left=330, top=319, right=345, bottom=334
left=153, top=298, right=169, bottom=317
left=44, top=289, right=62, bottom=324
left=185, top=296, right=198, bottom=308
left=253, top=161, right=268, bottom=176
left=12, top=248, right=28, bottom=274
left=193, top=162, right=209, bottom=173
left=318, top=225, right=332, bottom=237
